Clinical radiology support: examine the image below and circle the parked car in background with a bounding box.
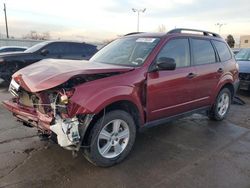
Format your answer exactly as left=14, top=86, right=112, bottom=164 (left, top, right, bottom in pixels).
left=235, top=48, right=250, bottom=90
left=0, top=41, right=97, bottom=82
left=0, top=46, right=27, bottom=53
left=3, top=28, right=239, bottom=167
left=232, top=48, right=240, bottom=55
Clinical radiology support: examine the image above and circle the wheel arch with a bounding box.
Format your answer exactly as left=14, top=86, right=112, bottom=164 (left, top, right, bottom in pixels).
left=211, top=74, right=235, bottom=105
left=82, top=100, right=143, bottom=146
left=221, top=82, right=234, bottom=99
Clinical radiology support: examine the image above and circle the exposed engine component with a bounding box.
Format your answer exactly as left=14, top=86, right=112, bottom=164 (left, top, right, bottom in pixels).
left=59, top=73, right=119, bottom=88
left=60, top=94, right=69, bottom=104
left=9, top=77, right=99, bottom=151
left=50, top=116, right=80, bottom=148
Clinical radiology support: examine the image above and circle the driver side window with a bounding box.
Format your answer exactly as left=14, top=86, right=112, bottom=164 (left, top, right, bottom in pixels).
left=157, top=38, right=190, bottom=68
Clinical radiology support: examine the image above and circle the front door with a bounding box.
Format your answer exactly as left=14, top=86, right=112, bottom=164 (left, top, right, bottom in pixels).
left=146, top=38, right=197, bottom=122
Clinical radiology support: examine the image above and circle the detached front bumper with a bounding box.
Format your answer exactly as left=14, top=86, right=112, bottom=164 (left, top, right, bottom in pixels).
left=2, top=99, right=53, bottom=131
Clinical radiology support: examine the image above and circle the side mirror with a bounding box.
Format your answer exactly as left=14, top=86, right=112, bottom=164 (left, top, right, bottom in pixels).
left=156, top=57, right=176, bottom=71
left=40, top=49, right=49, bottom=56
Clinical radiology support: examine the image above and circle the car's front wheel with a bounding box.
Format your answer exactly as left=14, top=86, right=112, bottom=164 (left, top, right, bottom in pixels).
left=83, top=110, right=136, bottom=167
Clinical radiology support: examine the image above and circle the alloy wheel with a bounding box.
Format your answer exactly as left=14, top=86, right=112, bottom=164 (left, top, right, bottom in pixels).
left=217, top=93, right=230, bottom=117
left=97, top=119, right=130, bottom=158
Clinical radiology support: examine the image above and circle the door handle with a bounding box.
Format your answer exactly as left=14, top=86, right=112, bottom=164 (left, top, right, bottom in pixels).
left=187, top=72, right=197, bottom=79
left=217, top=68, right=224, bottom=73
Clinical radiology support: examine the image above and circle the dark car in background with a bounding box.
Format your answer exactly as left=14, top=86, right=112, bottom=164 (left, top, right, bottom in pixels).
left=232, top=48, right=240, bottom=55
left=235, top=48, right=250, bottom=90
left=0, top=46, right=27, bottom=53
left=0, top=41, right=98, bottom=82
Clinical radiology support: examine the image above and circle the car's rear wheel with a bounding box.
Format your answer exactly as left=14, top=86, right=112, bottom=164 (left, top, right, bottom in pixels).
left=209, top=87, right=231, bottom=121
left=83, top=110, right=136, bottom=167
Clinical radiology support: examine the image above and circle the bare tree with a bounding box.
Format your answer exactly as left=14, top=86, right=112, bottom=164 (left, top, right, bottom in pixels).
left=158, top=24, right=166, bottom=32
left=30, top=30, right=39, bottom=40
left=40, top=32, right=50, bottom=40
left=226, top=34, right=235, bottom=48
left=23, top=31, right=50, bottom=40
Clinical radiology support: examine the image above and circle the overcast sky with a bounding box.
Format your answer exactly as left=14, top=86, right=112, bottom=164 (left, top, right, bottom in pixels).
left=0, top=0, right=249, bottom=42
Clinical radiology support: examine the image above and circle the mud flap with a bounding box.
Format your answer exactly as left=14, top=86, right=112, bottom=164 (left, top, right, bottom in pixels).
left=233, top=95, right=245, bottom=105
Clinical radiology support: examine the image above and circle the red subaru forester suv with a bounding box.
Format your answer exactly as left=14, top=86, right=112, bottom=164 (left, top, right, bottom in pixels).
left=3, top=28, right=239, bottom=167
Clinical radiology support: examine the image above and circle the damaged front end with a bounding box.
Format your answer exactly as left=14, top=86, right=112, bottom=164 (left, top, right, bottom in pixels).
left=3, top=60, right=134, bottom=154
left=3, top=77, right=95, bottom=152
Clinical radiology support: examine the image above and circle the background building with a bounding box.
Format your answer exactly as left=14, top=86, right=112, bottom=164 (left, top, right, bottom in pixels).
left=240, top=35, right=250, bottom=48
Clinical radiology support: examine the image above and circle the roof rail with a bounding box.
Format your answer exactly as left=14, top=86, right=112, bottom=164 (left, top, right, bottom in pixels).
left=167, top=28, right=221, bottom=38
left=124, top=32, right=144, bottom=36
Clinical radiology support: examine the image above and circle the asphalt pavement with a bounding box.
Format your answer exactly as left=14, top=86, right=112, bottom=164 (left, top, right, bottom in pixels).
left=0, top=80, right=250, bottom=188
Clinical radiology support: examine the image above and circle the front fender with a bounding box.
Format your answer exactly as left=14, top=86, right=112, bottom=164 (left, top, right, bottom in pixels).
left=68, top=84, right=145, bottom=123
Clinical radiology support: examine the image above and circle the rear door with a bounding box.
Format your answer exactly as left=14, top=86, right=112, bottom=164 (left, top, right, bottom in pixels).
left=190, top=38, right=223, bottom=108
left=61, top=43, right=87, bottom=60
left=58, top=43, right=77, bottom=59
left=42, top=42, right=64, bottom=59
left=147, top=38, right=197, bottom=121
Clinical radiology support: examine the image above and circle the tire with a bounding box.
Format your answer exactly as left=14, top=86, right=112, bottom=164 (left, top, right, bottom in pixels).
left=209, top=87, right=232, bottom=121
left=83, top=110, right=136, bottom=167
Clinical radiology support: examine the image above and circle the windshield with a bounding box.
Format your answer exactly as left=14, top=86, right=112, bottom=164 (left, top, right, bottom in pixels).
left=90, top=37, right=160, bottom=67
left=25, top=41, right=50, bottom=53
left=235, top=48, right=250, bottom=61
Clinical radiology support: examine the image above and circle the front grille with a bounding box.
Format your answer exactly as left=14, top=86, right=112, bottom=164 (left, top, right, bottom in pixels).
left=9, top=84, right=19, bottom=97
left=239, top=73, right=250, bottom=81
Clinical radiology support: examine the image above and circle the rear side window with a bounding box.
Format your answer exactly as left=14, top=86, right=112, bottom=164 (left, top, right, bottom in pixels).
left=213, top=40, right=232, bottom=62
left=65, top=43, right=81, bottom=54
left=45, top=43, right=64, bottom=54
left=82, top=44, right=97, bottom=56
left=192, top=39, right=216, bottom=65
left=157, top=38, right=190, bottom=68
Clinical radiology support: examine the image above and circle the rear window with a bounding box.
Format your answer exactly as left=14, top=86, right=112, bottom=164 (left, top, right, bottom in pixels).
left=82, top=44, right=97, bottom=56
left=213, top=40, right=232, bottom=62
left=192, top=39, right=216, bottom=65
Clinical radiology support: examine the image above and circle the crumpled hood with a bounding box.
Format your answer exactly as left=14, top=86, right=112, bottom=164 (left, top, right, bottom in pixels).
left=237, top=61, right=250, bottom=73
left=13, top=59, right=134, bottom=92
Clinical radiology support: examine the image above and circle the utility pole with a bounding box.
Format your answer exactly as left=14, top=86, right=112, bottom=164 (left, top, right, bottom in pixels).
left=4, top=3, right=9, bottom=38
left=132, top=8, right=146, bottom=32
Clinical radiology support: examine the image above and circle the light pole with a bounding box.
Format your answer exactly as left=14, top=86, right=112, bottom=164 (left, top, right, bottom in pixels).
left=3, top=3, right=9, bottom=38
left=215, top=23, right=226, bottom=34
left=132, top=8, right=146, bottom=32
